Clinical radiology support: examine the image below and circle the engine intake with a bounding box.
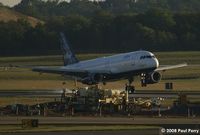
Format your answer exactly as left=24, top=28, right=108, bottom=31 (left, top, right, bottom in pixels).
left=146, top=71, right=162, bottom=84
left=141, top=71, right=162, bottom=86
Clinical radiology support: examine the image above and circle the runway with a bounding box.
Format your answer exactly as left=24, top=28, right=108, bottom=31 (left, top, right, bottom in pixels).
left=0, top=90, right=200, bottom=98
left=0, top=117, right=199, bottom=125
left=0, top=90, right=63, bottom=97
left=0, top=130, right=159, bottom=135
left=0, top=117, right=199, bottom=135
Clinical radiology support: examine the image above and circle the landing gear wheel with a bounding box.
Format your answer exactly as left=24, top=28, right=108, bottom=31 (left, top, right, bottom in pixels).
left=125, top=85, right=135, bottom=94
left=126, top=77, right=135, bottom=94
left=141, top=73, right=147, bottom=87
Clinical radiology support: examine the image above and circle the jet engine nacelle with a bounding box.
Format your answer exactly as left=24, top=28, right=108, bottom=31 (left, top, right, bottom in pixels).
left=81, top=73, right=104, bottom=85
left=145, top=71, right=162, bottom=84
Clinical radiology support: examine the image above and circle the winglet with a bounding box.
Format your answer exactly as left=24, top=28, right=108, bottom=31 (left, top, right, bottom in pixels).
left=60, top=32, right=79, bottom=66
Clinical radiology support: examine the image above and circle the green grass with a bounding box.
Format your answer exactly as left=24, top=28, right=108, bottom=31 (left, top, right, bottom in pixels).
left=0, top=51, right=200, bottom=65
left=155, top=51, right=200, bottom=64
left=0, top=6, right=43, bottom=27
left=0, top=125, right=158, bottom=133
left=0, top=54, right=112, bottom=66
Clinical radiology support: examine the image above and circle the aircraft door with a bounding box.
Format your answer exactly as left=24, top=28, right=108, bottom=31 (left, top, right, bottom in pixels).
left=135, top=52, right=144, bottom=69
left=123, top=54, right=134, bottom=71
left=131, top=54, right=136, bottom=66
left=105, top=59, right=110, bottom=71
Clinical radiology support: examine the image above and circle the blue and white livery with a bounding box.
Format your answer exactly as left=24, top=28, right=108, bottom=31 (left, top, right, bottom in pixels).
left=33, top=33, right=187, bottom=86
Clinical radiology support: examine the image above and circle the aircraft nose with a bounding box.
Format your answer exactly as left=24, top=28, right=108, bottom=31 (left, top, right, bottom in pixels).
left=154, top=58, right=159, bottom=68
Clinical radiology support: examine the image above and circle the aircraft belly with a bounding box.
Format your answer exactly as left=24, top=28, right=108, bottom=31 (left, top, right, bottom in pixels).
left=105, top=67, right=156, bottom=82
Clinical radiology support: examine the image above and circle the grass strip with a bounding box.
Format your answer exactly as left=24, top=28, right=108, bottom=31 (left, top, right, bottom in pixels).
left=0, top=125, right=159, bottom=133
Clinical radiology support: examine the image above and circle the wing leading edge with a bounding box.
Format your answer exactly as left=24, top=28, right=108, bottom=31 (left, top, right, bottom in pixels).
left=155, top=63, right=187, bottom=71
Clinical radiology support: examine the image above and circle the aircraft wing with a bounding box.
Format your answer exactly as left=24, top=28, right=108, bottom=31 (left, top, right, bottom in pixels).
left=155, top=63, right=187, bottom=71
left=32, top=67, right=111, bottom=77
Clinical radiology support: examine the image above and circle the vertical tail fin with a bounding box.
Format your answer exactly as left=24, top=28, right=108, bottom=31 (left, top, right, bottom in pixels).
left=60, top=32, right=79, bottom=66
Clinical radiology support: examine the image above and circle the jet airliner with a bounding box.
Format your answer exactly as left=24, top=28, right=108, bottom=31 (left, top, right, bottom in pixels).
left=32, top=33, right=187, bottom=87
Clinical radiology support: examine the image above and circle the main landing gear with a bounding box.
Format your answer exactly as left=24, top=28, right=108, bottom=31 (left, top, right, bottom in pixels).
left=125, top=77, right=135, bottom=94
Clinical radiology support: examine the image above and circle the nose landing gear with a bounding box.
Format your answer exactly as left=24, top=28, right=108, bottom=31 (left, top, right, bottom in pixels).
left=141, top=73, right=147, bottom=87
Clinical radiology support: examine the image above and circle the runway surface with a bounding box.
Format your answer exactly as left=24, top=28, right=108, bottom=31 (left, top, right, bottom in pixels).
left=0, top=130, right=159, bottom=135
left=0, top=90, right=200, bottom=98
left=0, top=117, right=199, bottom=125
left=0, top=117, right=199, bottom=135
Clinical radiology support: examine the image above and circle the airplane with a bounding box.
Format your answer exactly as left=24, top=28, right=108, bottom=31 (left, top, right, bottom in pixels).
left=31, top=32, right=187, bottom=89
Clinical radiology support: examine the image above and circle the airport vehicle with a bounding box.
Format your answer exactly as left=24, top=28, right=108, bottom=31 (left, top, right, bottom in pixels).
left=132, top=97, right=164, bottom=108
left=32, top=33, right=187, bottom=88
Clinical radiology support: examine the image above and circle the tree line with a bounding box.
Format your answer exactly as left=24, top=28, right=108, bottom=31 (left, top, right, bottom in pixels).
left=0, top=0, right=200, bottom=56
left=14, top=0, right=200, bottom=19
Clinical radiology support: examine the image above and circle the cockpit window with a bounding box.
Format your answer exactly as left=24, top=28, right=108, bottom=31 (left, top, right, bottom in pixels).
left=140, top=55, right=155, bottom=59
